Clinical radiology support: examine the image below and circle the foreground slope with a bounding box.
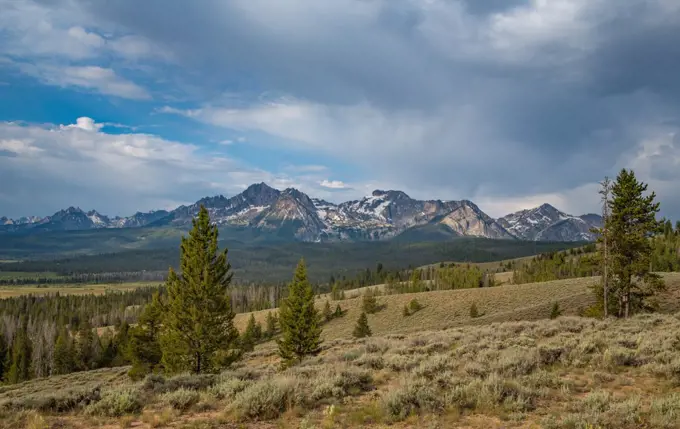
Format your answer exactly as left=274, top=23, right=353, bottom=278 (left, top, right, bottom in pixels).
left=3, top=287, right=680, bottom=428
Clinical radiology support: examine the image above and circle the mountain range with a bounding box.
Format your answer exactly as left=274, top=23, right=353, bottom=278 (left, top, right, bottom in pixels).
left=0, top=183, right=602, bottom=242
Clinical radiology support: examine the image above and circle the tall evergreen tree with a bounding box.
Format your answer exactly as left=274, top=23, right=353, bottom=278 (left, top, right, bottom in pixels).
left=160, top=206, right=241, bottom=373
left=76, top=320, right=95, bottom=371
left=128, top=293, right=163, bottom=378
left=0, top=331, right=8, bottom=382
left=607, top=169, right=663, bottom=317
left=265, top=311, right=278, bottom=339
left=241, top=314, right=262, bottom=352
left=53, top=326, right=75, bottom=375
left=323, top=300, right=333, bottom=322
left=353, top=312, right=371, bottom=338
left=7, top=326, right=32, bottom=384
left=277, top=259, right=322, bottom=366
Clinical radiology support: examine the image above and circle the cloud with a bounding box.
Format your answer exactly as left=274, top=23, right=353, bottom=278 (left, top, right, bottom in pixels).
left=4, top=0, right=680, bottom=220
left=320, top=180, right=349, bottom=190
left=0, top=118, right=367, bottom=218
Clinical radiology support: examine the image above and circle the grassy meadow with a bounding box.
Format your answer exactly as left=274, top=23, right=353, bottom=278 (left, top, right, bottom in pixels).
left=0, top=282, right=159, bottom=299
left=2, top=273, right=680, bottom=428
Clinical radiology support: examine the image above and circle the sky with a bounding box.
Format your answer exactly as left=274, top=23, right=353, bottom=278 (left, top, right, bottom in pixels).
left=1, top=0, right=680, bottom=220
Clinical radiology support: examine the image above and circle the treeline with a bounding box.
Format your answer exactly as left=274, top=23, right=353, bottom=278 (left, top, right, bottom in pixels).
left=0, top=271, right=167, bottom=286
left=512, top=221, right=680, bottom=285
left=384, top=263, right=495, bottom=294
left=512, top=249, right=600, bottom=284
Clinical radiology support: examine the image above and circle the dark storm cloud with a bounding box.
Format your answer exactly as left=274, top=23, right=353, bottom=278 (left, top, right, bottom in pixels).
left=4, top=0, right=680, bottom=218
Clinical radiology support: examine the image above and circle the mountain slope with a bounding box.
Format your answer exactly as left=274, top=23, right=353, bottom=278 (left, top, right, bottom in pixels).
left=497, top=204, right=602, bottom=242
left=2, top=184, right=600, bottom=242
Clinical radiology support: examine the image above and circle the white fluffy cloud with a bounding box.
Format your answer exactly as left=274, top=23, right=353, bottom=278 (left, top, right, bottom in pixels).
left=0, top=118, right=371, bottom=217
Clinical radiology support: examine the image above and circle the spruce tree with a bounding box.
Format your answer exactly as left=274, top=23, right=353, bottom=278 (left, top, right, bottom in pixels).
left=323, top=300, right=333, bottom=322
left=352, top=312, right=372, bottom=338
left=53, top=327, right=75, bottom=375
left=334, top=304, right=343, bottom=318
left=241, top=314, right=262, bottom=352
left=161, top=205, right=241, bottom=373
left=277, top=259, right=322, bottom=366
left=265, top=311, right=278, bottom=338
left=76, top=320, right=95, bottom=371
left=128, top=293, right=163, bottom=379
left=362, top=290, right=378, bottom=314
left=7, top=328, right=31, bottom=384
left=0, top=331, right=8, bottom=381
left=607, top=169, right=663, bottom=317
left=550, top=302, right=561, bottom=320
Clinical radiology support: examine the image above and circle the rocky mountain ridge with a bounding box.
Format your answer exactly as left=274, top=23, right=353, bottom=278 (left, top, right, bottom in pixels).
left=1, top=183, right=602, bottom=242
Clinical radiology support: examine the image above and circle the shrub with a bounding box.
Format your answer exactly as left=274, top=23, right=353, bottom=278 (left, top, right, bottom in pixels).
left=207, top=377, right=249, bottom=400
left=84, top=388, right=143, bottom=417
left=228, top=377, right=301, bottom=421
left=334, top=304, right=344, bottom=318
left=0, top=386, right=101, bottom=413
left=402, top=305, right=410, bottom=317
left=649, top=393, right=680, bottom=428
left=310, top=369, right=373, bottom=402
left=408, top=299, right=423, bottom=313
left=161, top=388, right=200, bottom=412
left=165, top=373, right=216, bottom=392
left=382, top=378, right=444, bottom=421
left=142, top=374, right=167, bottom=392
left=470, top=302, right=480, bottom=318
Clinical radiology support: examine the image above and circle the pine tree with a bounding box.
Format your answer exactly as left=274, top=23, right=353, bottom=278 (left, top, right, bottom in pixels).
left=53, top=326, right=75, bottom=375
left=128, top=293, right=163, bottom=379
left=0, top=331, right=8, bottom=381
left=362, top=290, right=378, bottom=314
left=265, top=311, right=278, bottom=338
left=277, top=259, right=322, bottom=366
left=76, top=320, right=95, bottom=371
left=161, top=205, right=241, bottom=373
left=550, top=302, right=561, bottom=319
left=607, top=169, right=663, bottom=317
left=323, top=300, right=333, bottom=322
left=241, top=314, right=262, bottom=352
left=352, top=312, right=372, bottom=338
left=334, top=304, right=343, bottom=318
left=7, top=327, right=31, bottom=384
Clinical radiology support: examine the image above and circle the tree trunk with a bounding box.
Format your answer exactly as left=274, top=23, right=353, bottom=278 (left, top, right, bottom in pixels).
left=195, top=352, right=201, bottom=374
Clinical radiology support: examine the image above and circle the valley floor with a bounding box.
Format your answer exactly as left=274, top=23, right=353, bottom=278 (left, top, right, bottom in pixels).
left=3, top=274, right=680, bottom=429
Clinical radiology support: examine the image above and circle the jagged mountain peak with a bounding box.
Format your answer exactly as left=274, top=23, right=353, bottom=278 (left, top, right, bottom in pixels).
left=498, top=204, right=601, bottom=242
left=3, top=183, right=601, bottom=242
left=371, top=189, right=411, bottom=200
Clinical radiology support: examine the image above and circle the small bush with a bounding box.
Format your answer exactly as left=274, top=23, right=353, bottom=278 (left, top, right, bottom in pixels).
left=402, top=305, right=410, bottom=317
left=142, top=374, right=167, bottom=392
left=550, top=302, right=562, bottom=319
left=228, top=377, right=300, bottom=421
left=165, top=373, right=216, bottom=392
left=161, top=388, right=200, bottom=412
left=0, top=387, right=101, bottom=413
left=84, top=388, right=143, bottom=417
left=382, top=378, right=444, bottom=421
left=408, top=299, right=423, bottom=313
left=207, top=378, right=248, bottom=400
left=470, top=302, right=480, bottom=318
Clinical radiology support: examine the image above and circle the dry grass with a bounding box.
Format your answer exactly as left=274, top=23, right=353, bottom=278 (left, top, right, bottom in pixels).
left=0, top=282, right=157, bottom=299
left=236, top=275, right=606, bottom=337
left=4, top=273, right=680, bottom=428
